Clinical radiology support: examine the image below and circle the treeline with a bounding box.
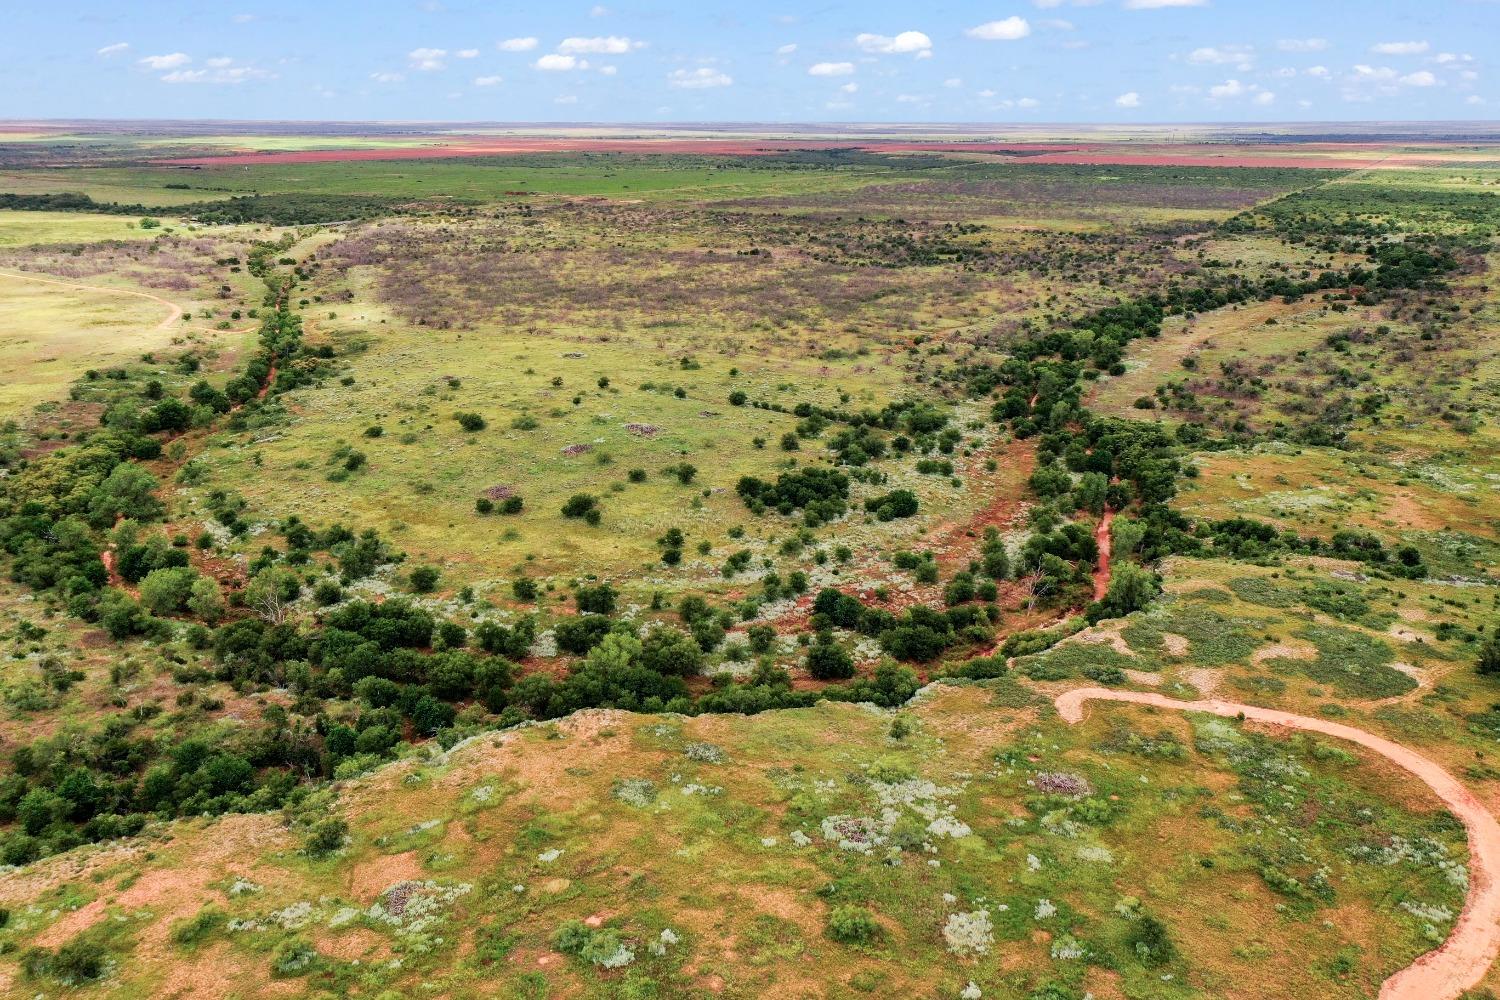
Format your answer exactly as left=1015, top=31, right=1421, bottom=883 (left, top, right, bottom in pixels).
left=0, top=191, right=420, bottom=226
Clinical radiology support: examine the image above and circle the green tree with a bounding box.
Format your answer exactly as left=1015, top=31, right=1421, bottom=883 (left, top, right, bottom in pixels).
left=88, top=464, right=163, bottom=525
left=245, top=567, right=300, bottom=624
left=639, top=626, right=703, bottom=677
left=139, top=566, right=200, bottom=615
left=806, top=632, right=854, bottom=681
left=585, top=632, right=643, bottom=672
left=1479, top=627, right=1500, bottom=677
left=1097, top=562, right=1160, bottom=619
left=187, top=576, right=225, bottom=623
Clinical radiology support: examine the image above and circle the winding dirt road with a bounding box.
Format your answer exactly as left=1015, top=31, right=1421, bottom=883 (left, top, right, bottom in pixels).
left=1056, top=688, right=1500, bottom=1000
left=0, top=268, right=183, bottom=330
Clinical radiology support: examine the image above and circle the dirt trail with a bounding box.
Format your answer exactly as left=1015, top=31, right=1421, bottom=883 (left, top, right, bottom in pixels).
left=0, top=268, right=183, bottom=330
left=1056, top=688, right=1500, bottom=1000
left=1092, top=508, right=1115, bottom=602
left=255, top=361, right=277, bottom=401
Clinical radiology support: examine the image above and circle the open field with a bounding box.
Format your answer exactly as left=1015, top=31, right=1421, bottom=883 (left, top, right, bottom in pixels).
left=0, top=126, right=1496, bottom=999
left=0, top=687, right=1475, bottom=1000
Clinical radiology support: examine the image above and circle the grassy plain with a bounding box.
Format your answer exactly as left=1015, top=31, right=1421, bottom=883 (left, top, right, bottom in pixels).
left=0, top=137, right=1497, bottom=999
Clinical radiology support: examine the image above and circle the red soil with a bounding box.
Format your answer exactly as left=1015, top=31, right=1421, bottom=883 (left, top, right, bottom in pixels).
left=1092, top=507, right=1114, bottom=602
left=256, top=361, right=277, bottom=401
left=154, top=137, right=1452, bottom=170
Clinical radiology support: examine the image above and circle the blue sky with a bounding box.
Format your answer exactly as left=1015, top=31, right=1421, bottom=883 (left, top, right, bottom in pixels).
left=5, top=1, right=1495, bottom=122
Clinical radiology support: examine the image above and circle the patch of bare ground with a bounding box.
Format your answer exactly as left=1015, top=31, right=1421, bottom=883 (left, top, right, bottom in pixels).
left=153, top=940, right=306, bottom=1000
left=1251, top=641, right=1316, bottom=666
left=1183, top=668, right=1220, bottom=697
left=349, top=849, right=425, bottom=902
left=909, top=685, right=1039, bottom=760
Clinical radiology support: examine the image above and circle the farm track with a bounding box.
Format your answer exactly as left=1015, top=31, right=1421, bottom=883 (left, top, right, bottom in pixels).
left=1055, top=688, right=1500, bottom=1000
left=0, top=268, right=183, bottom=329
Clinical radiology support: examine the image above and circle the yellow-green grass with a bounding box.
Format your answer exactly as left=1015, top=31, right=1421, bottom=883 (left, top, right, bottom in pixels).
left=0, top=274, right=184, bottom=418
left=187, top=306, right=991, bottom=591
left=0, top=169, right=212, bottom=207
left=1176, top=446, right=1500, bottom=545
left=0, top=160, right=906, bottom=207
left=1089, top=294, right=1374, bottom=422
left=0, top=686, right=1468, bottom=999
left=0, top=211, right=172, bottom=247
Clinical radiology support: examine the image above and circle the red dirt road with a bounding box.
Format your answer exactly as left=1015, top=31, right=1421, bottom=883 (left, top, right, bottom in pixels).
left=1092, top=508, right=1114, bottom=602
left=1056, top=688, right=1500, bottom=1000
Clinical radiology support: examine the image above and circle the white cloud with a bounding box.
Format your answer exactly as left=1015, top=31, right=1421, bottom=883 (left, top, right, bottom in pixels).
left=840, top=82, right=858, bottom=93
left=474, top=75, right=503, bottom=86
left=558, top=35, right=642, bottom=54
left=590, top=4, right=609, bottom=15
left=1209, top=78, right=1245, bottom=98
left=370, top=71, right=405, bottom=83
left=408, top=47, right=447, bottom=71
left=896, top=93, right=925, bottom=104
left=456, top=48, right=479, bottom=59
left=231, top=12, right=255, bottom=23
left=1253, top=90, right=1275, bottom=105
left=1342, top=64, right=1399, bottom=101
left=1115, top=91, right=1141, bottom=107
left=1016, top=96, right=1040, bottom=108
left=1400, top=70, right=1438, bottom=87
left=1306, top=65, right=1329, bottom=78
left=498, top=37, right=539, bottom=52
left=943, top=77, right=962, bottom=87
left=668, top=67, right=732, bottom=88
left=160, top=62, right=272, bottom=85
left=96, top=42, right=129, bottom=57
left=1124, top=0, right=1207, bottom=7
left=1372, top=40, right=1428, bottom=55
left=978, top=88, right=996, bottom=98
left=598, top=64, right=617, bottom=75
left=855, top=31, right=932, bottom=56
left=1039, top=18, right=1074, bottom=30
left=776, top=43, right=797, bottom=55
left=1276, top=38, right=1327, bottom=52
left=965, top=17, right=1030, bottom=41
left=1467, top=94, right=1486, bottom=106
left=808, top=61, right=855, bottom=76
left=138, top=52, right=190, bottom=70
left=555, top=95, right=578, bottom=104
left=1188, top=45, right=1253, bottom=70
left=535, top=53, right=586, bottom=71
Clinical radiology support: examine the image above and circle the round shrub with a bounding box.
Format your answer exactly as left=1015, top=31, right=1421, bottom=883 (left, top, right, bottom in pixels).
left=826, top=906, right=879, bottom=945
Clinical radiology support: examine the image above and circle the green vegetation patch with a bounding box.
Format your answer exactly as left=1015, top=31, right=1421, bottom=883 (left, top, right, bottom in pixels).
left=1268, top=624, right=1416, bottom=699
